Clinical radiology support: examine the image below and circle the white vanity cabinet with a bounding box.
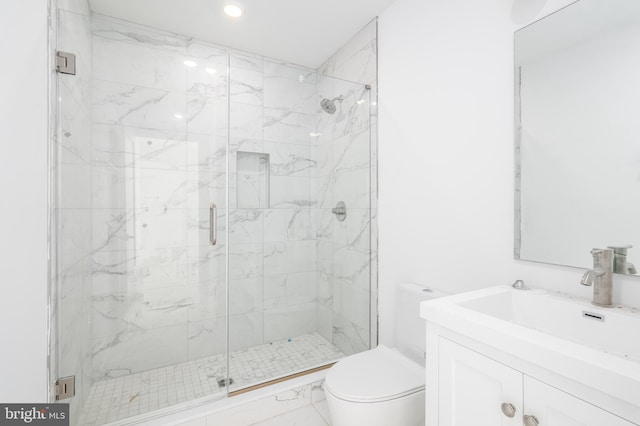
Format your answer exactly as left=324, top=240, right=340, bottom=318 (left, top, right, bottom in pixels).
left=436, top=338, right=635, bottom=426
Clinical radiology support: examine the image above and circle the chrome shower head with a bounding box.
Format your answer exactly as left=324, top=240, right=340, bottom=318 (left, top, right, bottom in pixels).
left=320, top=96, right=343, bottom=114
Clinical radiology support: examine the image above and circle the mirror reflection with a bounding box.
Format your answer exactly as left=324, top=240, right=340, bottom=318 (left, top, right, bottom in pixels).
left=515, top=0, right=640, bottom=274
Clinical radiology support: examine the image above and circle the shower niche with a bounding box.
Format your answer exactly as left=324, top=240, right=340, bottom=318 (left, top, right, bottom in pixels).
left=237, top=152, right=270, bottom=209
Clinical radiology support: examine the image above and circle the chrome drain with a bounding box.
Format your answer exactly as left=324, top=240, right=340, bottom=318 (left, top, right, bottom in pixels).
left=217, top=378, right=234, bottom=388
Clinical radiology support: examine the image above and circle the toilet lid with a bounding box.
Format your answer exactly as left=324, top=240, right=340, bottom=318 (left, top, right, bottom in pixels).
left=324, top=345, right=425, bottom=403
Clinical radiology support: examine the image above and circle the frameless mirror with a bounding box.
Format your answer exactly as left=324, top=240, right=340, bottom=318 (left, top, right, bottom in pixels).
left=515, top=0, right=640, bottom=274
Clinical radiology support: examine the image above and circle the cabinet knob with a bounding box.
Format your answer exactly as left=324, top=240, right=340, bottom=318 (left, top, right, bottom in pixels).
left=501, top=402, right=516, bottom=418
left=524, top=415, right=539, bottom=426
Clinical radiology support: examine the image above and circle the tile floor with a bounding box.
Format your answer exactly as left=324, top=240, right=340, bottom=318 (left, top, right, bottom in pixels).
left=77, top=333, right=343, bottom=425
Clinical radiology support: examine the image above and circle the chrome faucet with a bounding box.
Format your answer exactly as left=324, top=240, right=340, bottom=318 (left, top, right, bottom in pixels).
left=580, top=248, right=614, bottom=307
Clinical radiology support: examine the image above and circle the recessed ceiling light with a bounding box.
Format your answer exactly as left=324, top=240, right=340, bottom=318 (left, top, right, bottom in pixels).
left=174, top=113, right=184, bottom=119
left=357, top=99, right=365, bottom=105
left=184, top=60, right=197, bottom=67
left=310, top=132, right=322, bottom=137
left=205, top=68, right=217, bottom=74
left=224, top=4, right=243, bottom=18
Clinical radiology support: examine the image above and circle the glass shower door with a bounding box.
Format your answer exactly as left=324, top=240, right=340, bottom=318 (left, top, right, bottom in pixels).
left=227, top=58, right=373, bottom=392
left=53, top=11, right=230, bottom=425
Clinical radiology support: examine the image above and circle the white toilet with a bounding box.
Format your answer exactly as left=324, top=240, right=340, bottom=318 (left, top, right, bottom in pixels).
left=324, top=283, right=447, bottom=426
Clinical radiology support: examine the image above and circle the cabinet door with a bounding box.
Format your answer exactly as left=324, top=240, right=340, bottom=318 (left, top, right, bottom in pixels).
left=438, top=338, right=523, bottom=426
left=524, top=377, right=635, bottom=426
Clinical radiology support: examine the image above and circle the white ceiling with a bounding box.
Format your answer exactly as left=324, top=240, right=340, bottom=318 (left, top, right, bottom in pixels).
left=88, top=0, right=396, bottom=68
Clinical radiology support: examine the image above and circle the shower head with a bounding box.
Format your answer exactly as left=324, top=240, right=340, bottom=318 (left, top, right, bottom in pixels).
left=320, top=96, right=343, bottom=114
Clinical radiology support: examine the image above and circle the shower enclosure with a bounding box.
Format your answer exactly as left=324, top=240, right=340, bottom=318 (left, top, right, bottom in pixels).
left=50, top=3, right=377, bottom=425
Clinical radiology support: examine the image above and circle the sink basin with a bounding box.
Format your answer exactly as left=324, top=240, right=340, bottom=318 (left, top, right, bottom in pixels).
left=458, top=288, right=640, bottom=363
left=420, top=285, right=640, bottom=412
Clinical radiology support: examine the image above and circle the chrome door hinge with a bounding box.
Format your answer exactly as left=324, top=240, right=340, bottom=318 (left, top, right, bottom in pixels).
left=56, top=51, right=76, bottom=75
left=55, top=376, right=75, bottom=400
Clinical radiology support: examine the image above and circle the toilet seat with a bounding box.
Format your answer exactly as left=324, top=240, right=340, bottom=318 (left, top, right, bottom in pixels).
left=324, top=345, right=425, bottom=403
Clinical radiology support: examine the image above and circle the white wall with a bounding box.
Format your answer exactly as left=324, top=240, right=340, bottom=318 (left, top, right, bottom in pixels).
left=0, top=0, right=50, bottom=401
left=378, top=0, right=640, bottom=346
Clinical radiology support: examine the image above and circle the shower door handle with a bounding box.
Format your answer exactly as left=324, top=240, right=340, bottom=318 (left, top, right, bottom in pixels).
left=209, top=203, right=217, bottom=245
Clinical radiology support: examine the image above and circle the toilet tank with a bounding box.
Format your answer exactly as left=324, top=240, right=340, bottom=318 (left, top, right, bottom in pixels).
left=395, top=283, right=449, bottom=365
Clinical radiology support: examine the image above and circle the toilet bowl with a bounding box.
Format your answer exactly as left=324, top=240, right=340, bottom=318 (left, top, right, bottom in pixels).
left=324, top=344, right=425, bottom=426
left=324, top=283, right=448, bottom=426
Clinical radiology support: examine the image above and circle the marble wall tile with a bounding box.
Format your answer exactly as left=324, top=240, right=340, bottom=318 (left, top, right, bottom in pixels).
left=333, top=208, right=371, bottom=251
left=92, top=15, right=188, bottom=54
left=229, top=137, right=264, bottom=154
left=229, top=242, right=264, bottom=280
left=263, top=241, right=315, bottom=276
left=333, top=246, right=370, bottom=292
left=91, top=250, right=134, bottom=296
left=186, top=244, right=226, bottom=286
left=269, top=176, right=312, bottom=208
left=92, top=246, right=189, bottom=295
left=263, top=208, right=313, bottom=242
left=229, top=312, right=264, bottom=351
left=315, top=209, right=334, bottom=242
left=187, top=41, right=227, bottom=65
left=186, top=132, right=227, bottom=171
left=263, top=75, right=316, bottom=114
left=229, top=276, right=264, bottom=315
left=92, top=35, right=186, bottom=91
left=187, top=317, right=227, bottom=359
left=92, top=324, right=188, bottom=379
left=92, top=124, right=189, bottom=170
left=187, top=93, right=228, bottom=136
left=186, top=170, right=227, bottom=211
left=91, top=166, right=188, bottom=210
left=264, top=141, right=314, bottom=178
left=91, top=208, right=136, bottom=253
left=332, top=129, right=370, bottom=174
left=263, top=271, right=317, bottom=309
left=231, top=67, right=264, bottom=106
left=92, top=80, right=187, bottom=131
left=230, top=102, right=264, bottom=140
left=315, top=140, right=332, bottom=178
left=332, top=311, right=369, bottom=356
left=263, top=303, right=316, bottom=342
left=230, top=52, right=264, bottom=73
left=92, top=285, right=192, bottom=340
left=332, top=168, right=371, bottom=210
left=263, top=108, right=316, bottom=144
left=316, top=304, right=333, bottom=343
left=229, top=209, right=264, bottom=244
left=186, top=281, right=226, bottom=322
left=264, top=59, right=316, bottom=84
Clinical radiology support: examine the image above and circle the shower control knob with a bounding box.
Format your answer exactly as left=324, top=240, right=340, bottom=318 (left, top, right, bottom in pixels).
left=524, top=415, right=539, bottom=426
left=332, top=201, right=347, bottom=221
left=500, top=402, right=516, bottom=418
